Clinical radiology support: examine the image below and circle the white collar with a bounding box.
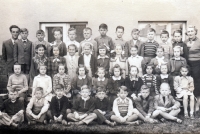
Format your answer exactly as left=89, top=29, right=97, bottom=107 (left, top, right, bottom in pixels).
left=98, top=77, right=105, bottom=81
left=78, top=75, right=86, bottom=79
left=112, top=76, right=121, bottom=80
left=84, top=54, right=91, bottom=57
left=174, top=57, right=181, bottom=60
left=37, top=74, right=48, bottom=78
left=131, top=55, right=139, bottom=58
left=97, top=55, right=109, bottom=59
left=81, top=96, right=90, bottom=101
left=11, top=38, right=15, bottom=44
left=147, top=40, right=155, bottom=43
left=11, top=100, right=16, bottom=103
left=156, top=56, right=164, bottom=60
left=22, top=39, right=27, bottom=42
left=160, top=74, right=168, bottom=79
left=57, top=96, right=63, bottom=99
left=115, top=37, right=123, bottom=41
left=85, top=38, right=92, bottom=41
left=130, top=75, right=138, bottom=81
left=50, top=41, right=62, bottom=46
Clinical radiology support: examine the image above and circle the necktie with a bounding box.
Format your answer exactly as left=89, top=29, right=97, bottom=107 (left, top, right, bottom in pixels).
left=163, top=96, right=165, bottom=104
left=23, top=41, right=26, bottom=45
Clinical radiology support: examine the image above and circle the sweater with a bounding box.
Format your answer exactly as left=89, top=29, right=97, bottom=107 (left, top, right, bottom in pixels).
left=172, top=41, right=188, bottom=62
left=107, top=77, right=125, bottom=95
left=141, top=41, right=159, bottom=57
left=185, top=37, right=200, bottom=61
left=94, top=98, right=111, bottom=112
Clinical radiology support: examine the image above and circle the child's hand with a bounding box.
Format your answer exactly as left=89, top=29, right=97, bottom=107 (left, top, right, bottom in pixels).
left=74, top=112, right=80, bottom=120
left=54, top=116, right=58, bottom=121
left=57, top=115, right=62, bottom=122
left=158, top=107, right=167, bottom=112
left=131, top=94, right=137, bottom=100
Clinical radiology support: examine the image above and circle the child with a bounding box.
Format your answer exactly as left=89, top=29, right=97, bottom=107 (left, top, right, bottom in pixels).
left=32, top=65, right=52, bottom=102
left=135, top=85, right=158, bottom=123
left=47, top=84, right=71, bottom=125
left=47, top=46, right=67, bottom=78
left=174, top=66, right=195, bottom=119
left=172, top=29, right=188, bottom=61
left=159, top=30, right=173, bottom=59
left=110, top=86, right=142, bottom=125
left=125, top=65, right=143, bottom=99
left=29, top=44, right=48, bottom=85
left=107, top=64, right=125, bottom=105
left=127, top=46, right=144, bottom=77
left=26, top=87, right=49, bottom=125
left=113, top=26, right=126, bottom=50
left=93, top=87, right=115, bottom=126
left=141, top=64, right=158, bottom=96
left=96, top=44, right=110, bottom=78
left=151, top=83, right=182, bottom=123
left=149, top=46, right=170, bottom=75
left=78, top=43, right=97, bottom=77
left=53, top=64, right=71, bottom=98
left=141, top=28, right=159, bottom=64
left=110, top=44, right=128, bottom=78
left=94, top=23, right=114, bottom=55
left=124, top=28, right=143, bottom=57
left=67, top=85, right=97, bottom=125
left=79, top=27, right=98, bottom=57
left=32, top=30, right=51, bottom=57
left=49, top=27, right=67, bottom=56
left=64, top=44, right=79, bottom=81
left=14, top=28, right=32, bottom=74
left=0, top=89, right=24, bottom=127
left=169, top=46, right=187, bottom=76
left=7, top=63, right=28, bottom=101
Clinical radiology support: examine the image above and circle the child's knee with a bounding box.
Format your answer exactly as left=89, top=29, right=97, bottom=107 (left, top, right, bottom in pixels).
left=132, top=108, right=140, bottom=115
left=153, top=109, right=161, bottom=114
left=66, top=109, right=71, bottom=114
left=183, top=95, right=188, bottom=100
left=67, top=113, right=73, bottom=119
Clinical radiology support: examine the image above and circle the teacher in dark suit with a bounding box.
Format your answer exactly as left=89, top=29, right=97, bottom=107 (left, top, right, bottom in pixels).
left=2, top=25, right=20, bottom=76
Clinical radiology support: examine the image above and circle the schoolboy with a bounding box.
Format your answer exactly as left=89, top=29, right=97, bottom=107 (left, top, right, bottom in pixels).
left=14, top=28, right=32, bottom=74
left=113, top=26, right=126, bottom=51
left=26, top=87, right=49, bottom=125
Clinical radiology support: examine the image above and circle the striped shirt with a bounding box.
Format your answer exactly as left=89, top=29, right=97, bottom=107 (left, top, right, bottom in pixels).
left=141, top=74, right=158, bottom=94
left=141, top=41, right=159, bottom=57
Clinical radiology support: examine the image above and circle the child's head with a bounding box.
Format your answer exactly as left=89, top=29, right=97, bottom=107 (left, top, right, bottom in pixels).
left=36, top=30, right=45, bottom=42
left=111, top=64, right=123, bottom=77
left=156, top=46, right=164, bottom=58
left=83, top=27, right=92, bottom=40
left=98, top=23, right=108, bottom=36
left=52, top=46, right=60, bottom=56
left=173, top=29, right=182, bottom=42
left=130, top=46, right=138, bottom=56
left=180, top=66, right=190, bottom=77
left=58, top=64, right=65, bottom=75
left=83, top=43, right=92, bottom=55
left=129, top=65, right=139, bottom=77
left=39, top=65, right=47, bottom=75
left=160, top=64, right=168, bottom=74
left=160, top=30, right=169, bottom=43
left=55, top=84, right=64, bottom=98
left=68, top=44, right=78, bottom=56
left=35, top=44, right=46, bottom=56
left=98, top=44, right=107, bottom=56
left=34, top=87, right=43, bottom=100
left=68, top=27, right=76, bottom=41
left=160, top=83, right=171, bottom=96
left=8, top=88, right=18, bottom=101
left=76, top=65, right=88, bottom=76
left=118, top=86, right=128, bottom=99
left=115, top=44, right=123, bottom=55
left=145, top=64, right=154, bottom=74
left=131, top=28, right=140, bottom=40
left=140, top=85, right=150, bottom=99
left=173, top=46, right=181, bottom=58
left=116, top=26, right=124, bottom=38
left=96, top=67, right=105, bottom=79
left=96, top=87, right=106, bottom=100
left=80, top=85, right=91, bottom=98
left=20, top=28, right=29, bottom=40
left=9, top=25, right=20, bottom=40
left=14, top=63, right=21, bottom=75
left=52, top=27, right=63, bottom=41
left=147, top=28, right=156, bottom=41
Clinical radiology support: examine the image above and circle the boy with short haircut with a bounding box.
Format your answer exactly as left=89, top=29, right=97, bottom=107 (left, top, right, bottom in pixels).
left=32, top=30, right=51, bottom=57
left=151, top=83, right=182, bottom=123
left=141, top=28, right=159, bottom=64
left=0, top=89, right=24, bottom=127
left=50, top=27, right=67, bottom=56
left=79, top=27, right=98, bottom=57
left=47, top=84, right=71, bottom=125
left=7, top=63, right=28, bottom=101
left=124, top=28, right=143, bottom=57
left=94, top=23, right=114, bottom=56
left=113, top=26, right=126, bottom=51
left=26, top=87, right=49, bottom=125
left=14, top=28, right=32, bottom=74
left=67, top=85, right=97, bottom=125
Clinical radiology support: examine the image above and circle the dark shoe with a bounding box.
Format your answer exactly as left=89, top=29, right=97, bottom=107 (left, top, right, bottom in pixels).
left=62, top=120, right=68, bottom=125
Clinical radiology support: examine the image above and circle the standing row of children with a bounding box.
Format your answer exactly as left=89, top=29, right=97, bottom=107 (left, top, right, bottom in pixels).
left=0, top=23, right=195, bottom=127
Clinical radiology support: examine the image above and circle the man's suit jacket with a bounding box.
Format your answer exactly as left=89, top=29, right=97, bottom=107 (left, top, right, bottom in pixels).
left=14, top=39, right=32, bottom=65
left=124, top=39, right=143, bottom=57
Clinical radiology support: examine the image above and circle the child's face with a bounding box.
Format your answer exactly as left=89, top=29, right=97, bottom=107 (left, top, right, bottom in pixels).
left=83, top=30, right=92, bottom=40
left=174, top=48, right=181, bottom=58
left=58, top=66, right=65, bottom=75
left=132, top=31, right=139, bottom=40
left=115, top=45, right=122, bottom=55
left=130, top=47, right=138, bottom=56
left=118, top=90, right=128, bottom=99
left=160, top=65, right=168, bottom=74
left=54, top=31, right=62, bottom=40
left=9, top=91, right=18, bottom=101
left=80, top=89, right=91, bottom=98
left=11, top=28, right=20, bottom=40
left=39, top=66, right=47, bottom=75
left=53, top=47, right=59, bottom=56
left=14, top=65, right=21, bottom=75
left=37, top=47, right=45, bottom=57
left=97, top=69, right=105, bottom=79
left=68, top=30, right=76, bottom=41
left=36, top=34, right=45, bottom=42
left=79, top=67, right=85, bottom=76
left=21, top=31, right=28, bottom=40
left=147, top=31, right=155, bottom=41
left=180, top=68, right=188, bottom=77
left=68, top=46, right=76, bottom=56
left=56, top=89, right=64, bottom=98
left=83, top=46, right=91, bottom=55
left=160, top=85, right=170, bottom=96
left=140, top=89, right=150, bottom=99
left=174, top=33, right=182, bottom=42
left=146, top=66, right=153, bottom=74
left=99, top=28, right=107, bottom=36
left=130, top=67, right=138, bottom=76
left=35, top=91, right=43, bottom=100
left=160, top=34, right=169, bottom=43
left=96, top=91, right=106, bottom=100
left=116, top=28, right=124, bottom=38
left=114, top=68, right=120, bottom=77
left=156, top=48, right=164, bottom=57
left=99, top=48, right=106, bottom=56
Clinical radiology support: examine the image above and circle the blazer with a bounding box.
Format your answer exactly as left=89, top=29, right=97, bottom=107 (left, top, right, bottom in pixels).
left=124, top=39, right=143, bottom=57
left=14, top=39, right=32, bottom=65
left=169, top=57, right=187, bottom=73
